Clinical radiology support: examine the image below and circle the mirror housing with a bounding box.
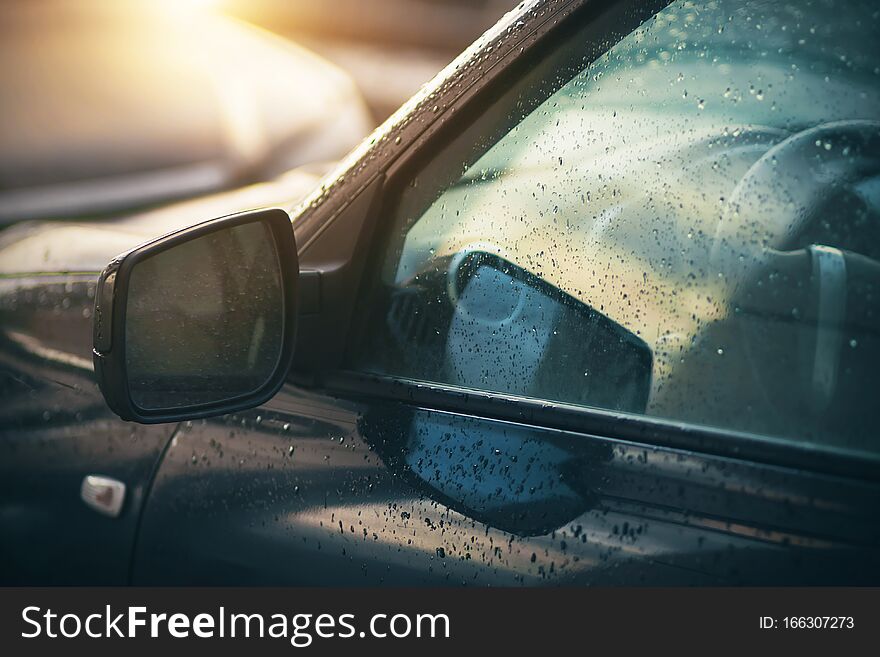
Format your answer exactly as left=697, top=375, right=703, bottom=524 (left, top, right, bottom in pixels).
left=92, top=208, right=298, bottom=423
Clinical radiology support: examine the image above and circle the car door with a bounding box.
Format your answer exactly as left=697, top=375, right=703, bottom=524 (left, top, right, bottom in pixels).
left=0, top=273, right=177, bottom=584
left=131, top=0, right=880, bottom=585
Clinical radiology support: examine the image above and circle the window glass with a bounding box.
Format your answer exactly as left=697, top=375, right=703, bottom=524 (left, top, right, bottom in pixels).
left=354, top=0, right=880, bottom=455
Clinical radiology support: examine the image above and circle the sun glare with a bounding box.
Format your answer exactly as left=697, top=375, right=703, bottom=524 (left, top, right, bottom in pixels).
left=155, top=0, right=224, bottom=20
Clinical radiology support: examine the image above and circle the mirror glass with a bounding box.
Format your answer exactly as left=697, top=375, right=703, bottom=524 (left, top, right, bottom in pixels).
left=125, top=220, right=284, bottom=410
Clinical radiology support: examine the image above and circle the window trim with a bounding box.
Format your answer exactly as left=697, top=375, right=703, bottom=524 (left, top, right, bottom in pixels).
left=324, top=370, right=880, bottom=481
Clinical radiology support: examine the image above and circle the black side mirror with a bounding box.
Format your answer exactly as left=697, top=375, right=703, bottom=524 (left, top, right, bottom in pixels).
left=92, top=208, right=298, bottom=423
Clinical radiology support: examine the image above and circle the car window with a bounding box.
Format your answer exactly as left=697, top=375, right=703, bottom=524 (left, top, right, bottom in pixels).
left=353, top=0, right=880, bottom=456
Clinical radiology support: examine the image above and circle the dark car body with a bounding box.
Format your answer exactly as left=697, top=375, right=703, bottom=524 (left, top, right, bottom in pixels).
left=1, top=0, right=879, bottom=585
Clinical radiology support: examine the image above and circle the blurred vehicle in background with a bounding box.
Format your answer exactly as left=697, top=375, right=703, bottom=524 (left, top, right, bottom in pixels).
left=229, top=0, right=518, bottom=52
left=0, top=0, right=372, bottom=224
left=225, top=0, right=521, bottom=121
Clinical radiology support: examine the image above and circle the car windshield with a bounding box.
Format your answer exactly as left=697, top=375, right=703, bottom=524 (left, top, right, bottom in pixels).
left=357, top=0, right=880, bottom=457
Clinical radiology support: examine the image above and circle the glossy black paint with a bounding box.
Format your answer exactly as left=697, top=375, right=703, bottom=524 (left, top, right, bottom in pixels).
left=0, top=277, right=175, bottom=583
left=132, top=390, right=880, bottom=585
left=1, top=0, right=879, bottom=585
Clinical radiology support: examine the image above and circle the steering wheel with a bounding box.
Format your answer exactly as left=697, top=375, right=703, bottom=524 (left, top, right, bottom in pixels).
left=711, top=120, right=880, bottom=267
left=710, top=120, right=880, bottom=421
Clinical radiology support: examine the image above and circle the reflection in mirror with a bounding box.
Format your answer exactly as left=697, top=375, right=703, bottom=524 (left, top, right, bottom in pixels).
left=125, top=221, right=284, bottom=410
left=360, top=404, right=610, bottom=536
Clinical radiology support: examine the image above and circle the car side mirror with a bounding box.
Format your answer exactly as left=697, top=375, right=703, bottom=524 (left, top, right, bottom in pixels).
left=92, top=208, right=298, bottom=423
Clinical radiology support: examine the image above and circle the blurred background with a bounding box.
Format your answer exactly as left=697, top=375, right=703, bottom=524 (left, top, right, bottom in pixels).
left=0, top=0, right=519, bottom=225
left=224, top=0, right=520, bottom=122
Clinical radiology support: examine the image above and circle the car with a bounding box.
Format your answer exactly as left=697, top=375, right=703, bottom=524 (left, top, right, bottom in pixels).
left=0, top=0, right=372, bottom=224
left=227, top=0, right=522, bottom=120
left=1, top=0, right=878, bottom=585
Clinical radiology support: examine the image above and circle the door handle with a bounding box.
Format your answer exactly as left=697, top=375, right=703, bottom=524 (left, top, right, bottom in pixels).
left=80, top=475, right=126, bottom=518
